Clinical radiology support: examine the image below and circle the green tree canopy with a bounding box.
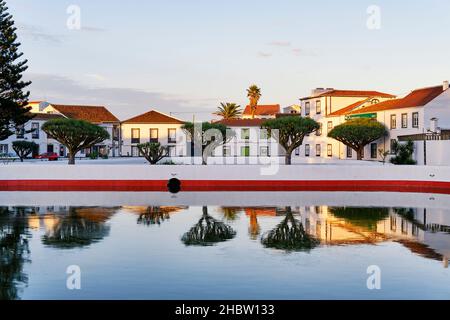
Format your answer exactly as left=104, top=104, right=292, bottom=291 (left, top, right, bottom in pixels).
left=12, top=140, right=38, bottom=162
left=390, top=140, right=416, bottom=165
left=0, top=1, right=33, bottom=141
left=262, top=116, right=320, bottom=164
left=42, top=118, right=110, bottom=165
left=328, top=118, right=387, bottom=160
left=182, top=121, right=234, bottom=165
left=137, top=142, right=168, bottom=164
left=214, top=102, right=242, bottom=119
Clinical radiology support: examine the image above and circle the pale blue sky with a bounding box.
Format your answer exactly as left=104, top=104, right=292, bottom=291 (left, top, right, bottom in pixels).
left=8, top=0, right=450, bottom=120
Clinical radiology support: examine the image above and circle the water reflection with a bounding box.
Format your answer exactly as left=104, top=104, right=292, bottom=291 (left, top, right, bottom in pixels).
left=0, top=200, right=449, bottom=300
left=41, top=207, right=117, bottom=249
left=261, top=207, right=320, bottom=251
left=181, top=206, right=236, bottom=246
left=125, top=206, right=186, bottom=226
left=0, top=207, right=32, bottom=300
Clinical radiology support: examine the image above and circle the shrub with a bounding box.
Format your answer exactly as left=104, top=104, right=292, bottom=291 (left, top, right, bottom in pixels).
left=390, top=140, right=416, bottom=165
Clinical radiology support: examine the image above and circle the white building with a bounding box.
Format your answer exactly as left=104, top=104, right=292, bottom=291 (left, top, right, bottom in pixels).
left=292, top=88, right=396, bottom=160
left=0, top=111, right=65, bottom=157
left=41, top=104, right=121, bottom=157
left=121, top=110, right=186, bottom=158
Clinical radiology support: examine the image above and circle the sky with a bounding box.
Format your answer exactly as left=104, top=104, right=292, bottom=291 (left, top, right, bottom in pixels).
left=7, top=0, right=450, bottom=121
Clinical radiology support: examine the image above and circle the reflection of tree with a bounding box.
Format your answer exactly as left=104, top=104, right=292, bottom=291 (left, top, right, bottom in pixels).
left=219, top=207, right=240, bottom=222
left=328, top=207, right=389, bottom=231
left=125, top=206, right=185, bottom=226
left=42, top=207, right=116, bottom=249
left=261, top=207, right=319, bottom=251
left=0, top=207, right=33, bottom=300
left=182, top=207, right=236, bottom=246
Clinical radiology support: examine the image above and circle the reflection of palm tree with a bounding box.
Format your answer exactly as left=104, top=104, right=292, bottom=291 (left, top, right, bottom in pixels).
left=182, top=207, right=236, bottom=246
left=0, top=207, right=33, bottom=300
left=126, top=206, right=185, bottom=226
left=329, top=207, right=389, bottom=231
left=42, top=207, right=116, bottom=249
left=248, top=210, right=260, bottom=240
left=218, top=207, right=240, bottom=222
left=261, top=207, right=319, bottom=251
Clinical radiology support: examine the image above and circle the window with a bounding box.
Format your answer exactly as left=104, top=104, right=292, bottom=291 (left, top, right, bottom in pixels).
left=347, top=146, right=352, bottom=158
left=260, top=146, right=270, bottom=157
left=390, top=139, right=397, bottom=154
left=412, top=112, right=419, bottom=128
left=112, top=126, right=120, bottom=141
left=259, top=129, right=268, bottom=140
left=131, top=128, right=140, bottom=144
left=327, top=144, right=332, bottom=157
left=240, top=146, right=250, bottom=157
left=168, top=128, right=176, bottom=143
left=0, top=144, right=8, bottom=155
left=241, top=128, right=250, bottom=140
left=316, top=100, right=321, bottom=114
left=305, top=102, right=310, bottom=116
left=305, top=144, right=310, bottom=157
left=223, top=146, right=231, bottom=157
left=316, top=123, right=322, bottom=136
left=295, top=147, right=300, bottom=156
left=316, top=144, right=321, bottom=157
left=16, top=125, right=25, bottom=139
left=370, top=143, right=377, bottom=159
left=327, top=121, right=333, bottom=133
left=150, top=128, right=159, bottom=143
left=390, top=114, right=397, bottom=129
left=31, top=122, right=39, bottom=139
left=401, top=113, right=408, bottom=128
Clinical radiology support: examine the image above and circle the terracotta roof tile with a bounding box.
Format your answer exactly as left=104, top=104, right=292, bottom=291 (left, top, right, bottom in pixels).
left=348, top=86, right=444, bottom=115
left=31, top=113, right=65, bottom=121
left=122, top=110, right=184, bottom=124
left=51, top=104, right=119, bottom=123
left=300, top=89, right=395, bottom=100
left=327, top=99, right=370, bottom=117
left=243, top=104, right=280, bottom=116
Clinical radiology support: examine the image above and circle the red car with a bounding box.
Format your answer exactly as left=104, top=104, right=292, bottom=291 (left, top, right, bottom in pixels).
left=35, top=152, right=59, bottom=161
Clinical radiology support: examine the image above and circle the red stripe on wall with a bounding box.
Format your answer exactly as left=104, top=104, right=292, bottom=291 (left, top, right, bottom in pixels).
left=1, top=179, right=450, bottom=194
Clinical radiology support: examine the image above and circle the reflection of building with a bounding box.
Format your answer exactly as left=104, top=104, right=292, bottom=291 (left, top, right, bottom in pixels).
left=291, top=205, right=450, bottom=267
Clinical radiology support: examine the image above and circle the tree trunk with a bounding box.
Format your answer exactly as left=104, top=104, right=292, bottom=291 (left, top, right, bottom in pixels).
left=285, top=152, right=292, bottom=165
left=68, top=152, right=75, bottom=165
left=357, top=148, right=363, bottom=160
left=20, top=157, right=23, bottom=162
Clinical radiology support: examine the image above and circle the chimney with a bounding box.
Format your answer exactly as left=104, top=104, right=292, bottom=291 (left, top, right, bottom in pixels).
left=311, top=88, right=333, bottom=96
left=443, top=80, right=449, bottom=91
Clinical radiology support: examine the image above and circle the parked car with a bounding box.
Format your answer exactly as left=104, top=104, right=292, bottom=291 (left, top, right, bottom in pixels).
left=35, top=152, right=59, bottom=161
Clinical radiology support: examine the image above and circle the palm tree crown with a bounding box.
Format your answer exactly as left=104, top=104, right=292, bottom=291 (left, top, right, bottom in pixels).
left=214, top=102, right=242, bottom=119
left=246, top=85, right=262, bottom=119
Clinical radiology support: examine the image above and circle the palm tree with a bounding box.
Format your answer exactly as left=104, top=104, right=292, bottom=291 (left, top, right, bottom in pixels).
left=214, top=103, right=242, bottom=120
left=246, top=85, right=262, bottom=119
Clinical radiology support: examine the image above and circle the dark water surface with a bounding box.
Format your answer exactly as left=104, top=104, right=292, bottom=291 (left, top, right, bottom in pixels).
left=0, top=192, right=449, bottom=300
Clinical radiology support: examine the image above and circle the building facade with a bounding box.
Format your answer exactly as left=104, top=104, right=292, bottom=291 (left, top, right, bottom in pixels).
left=121, top=110, right=186, bottom=158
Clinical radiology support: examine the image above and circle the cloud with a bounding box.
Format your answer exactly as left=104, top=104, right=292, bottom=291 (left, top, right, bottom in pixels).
left=292, top=48, right=317, bottom=57
left=81, top=26, right=106, bottom=33
left=26, top=73, right=212, bottom=121
left=268, top=41, right=291, bottom=47
left=85, top=73, right=106, bottom=81
left=257, top=51, right=272, bottom=58
left=17, top=23, right=64, bottom=44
